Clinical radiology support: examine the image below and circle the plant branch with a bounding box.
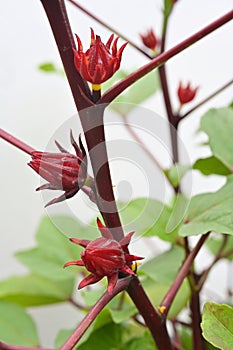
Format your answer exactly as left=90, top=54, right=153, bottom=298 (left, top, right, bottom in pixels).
left=100, top=10, right=233, bottom=104
left=160, top=233, right=209, bottom=316
left=180, top=78, right=233, bottom=120
left=60, top=277, right=131, bottom=350
left=158, top=6, right=180, bottom=182
left=189, top=273, right=206, bottom=350
left=198, top=235, right=229, bottom=290
left=127, top=277, right=173, bottom=350
left=0, top=128, right=35, bottom=155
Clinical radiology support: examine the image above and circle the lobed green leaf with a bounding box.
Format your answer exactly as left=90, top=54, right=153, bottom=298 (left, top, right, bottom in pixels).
left=201, top=302, right=233, bottom=350
left=179, top=175, right=233, bottom=237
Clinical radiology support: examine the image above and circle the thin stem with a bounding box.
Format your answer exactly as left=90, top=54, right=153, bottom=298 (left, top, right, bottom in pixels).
left=161, top=233, right=209, bottom=316
left=189, top=273, right=206, bottom=350
left=121, top=114, right=163, bottom=171
left=158, top=6, right=179, bottom=175
left=198, top=235, right=229, bottom=290
left=0, top=128, right=35, bottom=155
left=60, top=277, right=130, bottom=350
left=100, top=10, right=233, bottom=104
left=127, top=277, right=173, bottom=350
left=0, top=343, right=52, bottom=350
left=180, top=78, right=233, bottom=120
left=67, top=0, right=152, bottom=59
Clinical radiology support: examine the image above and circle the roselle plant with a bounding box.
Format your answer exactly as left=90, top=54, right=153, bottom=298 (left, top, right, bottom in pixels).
left=0, top=1, right=233, bottom=350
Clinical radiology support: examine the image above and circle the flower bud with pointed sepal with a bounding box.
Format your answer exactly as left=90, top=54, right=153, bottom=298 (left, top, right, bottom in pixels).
left=28, top=131, right=87, bottom=207
left=64, top=218, right=144, bottom=294
left=140, top=29, right=159, bottom=52
left=73, top=28, right=127, bottom=87
left=177, top=81, right=199, bottom=105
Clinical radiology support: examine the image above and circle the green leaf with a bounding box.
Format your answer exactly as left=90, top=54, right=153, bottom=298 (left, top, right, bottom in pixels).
left=0, top=274, right=74, bottom=306
left=15, top=215, right=98, bottom=281
left=123, top=330, right=156, bottom=350
left=164, top=164, right=191, bottom=187
left=201, top=302, right=233, bottom=350
left=179, top=175, right=233, bottom=237
left=200, top=107, right=233, bottom=171
left=140, top=246, right=185, bottom=284
left=103, top=69, right=159, bottom=115
left=142, top=277, right=189, bottom=319
left=193, top=156, right=230, bottom=176
left=55, top=308, right=113, bottom=348
left=76, top=321, right=125, bottom=350
left=119, top=197, right=183, bottom=243
left=207, top=235, right=233, bottom=260
left=109, top=304, right=137, bottom=324
left=140, top=246, right=190, bottom=318
left=0, top=300, right=39, bottom=346
left=38, top=62, right=64, bottom=75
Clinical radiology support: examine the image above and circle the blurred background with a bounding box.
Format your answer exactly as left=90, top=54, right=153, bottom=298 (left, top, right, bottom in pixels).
left=1, top=0, right=233, bottom=346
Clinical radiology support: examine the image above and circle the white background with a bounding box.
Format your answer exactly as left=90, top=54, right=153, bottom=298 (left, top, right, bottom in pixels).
left=0, top=0, right=233, bottom=346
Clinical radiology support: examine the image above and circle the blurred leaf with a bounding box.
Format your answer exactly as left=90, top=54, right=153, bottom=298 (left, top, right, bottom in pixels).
left=140, top=246, right=185, bottom=284
left=0, top=274, right=74, bottom=306
left=0, top=300, right=39, bottom=346
left=109, top=304, right=137, bottom=324
left=55, top=308, right=113, bottom=348
left=76, top=321, right=125, bottom=350
left=179, top=328, right=193, bottom=350
left=200, top=107, right=233, bottom=171
left=119, top=197, right=183, bottom=243
left=15, top=216, right=98, bottom=281
left=103, top=69, right=159, bottom=115
left=140, top=246, right=190, bottom=318
left=164, top=164, right=190, bottom=187
left=179, top=175, right=233, bottom=237
left=193, top=156, right=230, bottom=176
left=142, top=277, right=189, bottom=319
left=38, top=62, right=64, bottom=75
left=207, top=235, right=233, bottom=260
left=123, top=330, right=157, bottom=350
left=201, top=302, right=233, bottom=350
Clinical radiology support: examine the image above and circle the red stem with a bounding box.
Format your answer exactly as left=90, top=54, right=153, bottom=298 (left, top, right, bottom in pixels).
left=60, top=277, right=131, bottom=350
left=160, top=234, right=209, bottom=316
left=0, top=128, right=35, bottom=155
left=100, top=10, right=233, bottom=104
left=127, top=277, right=173, bottom=350
left=190, top=274, right=206, bottom=350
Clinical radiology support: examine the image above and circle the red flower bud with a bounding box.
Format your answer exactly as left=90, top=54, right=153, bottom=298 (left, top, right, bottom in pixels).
left=177, top=81, right=199, bottom=105
left=64, top=218, right=144, bottom=294
left=140, top=29, right=159, bottom=51
left=73, top=28, right=127, bottom=86
left=28, top=131, right=87, bottom=207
